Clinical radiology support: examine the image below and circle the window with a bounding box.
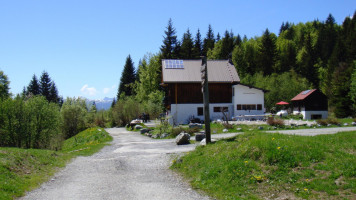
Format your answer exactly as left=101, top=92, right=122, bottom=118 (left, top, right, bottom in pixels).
left=236, top=104, right=242, bottom=110
left=214, top=107, right=228, bottom=112
left=247, top=104, right=256, bottom=110
left=237, top=104, right=259, bottom=111
left=197, top=107, right=203, bottom=116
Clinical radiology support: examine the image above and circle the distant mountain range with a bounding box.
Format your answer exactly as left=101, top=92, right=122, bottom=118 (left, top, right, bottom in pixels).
left=86, top=97, right=114, bottom=110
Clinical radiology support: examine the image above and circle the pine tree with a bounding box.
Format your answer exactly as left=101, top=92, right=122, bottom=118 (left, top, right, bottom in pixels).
left=202, top=24, right=215, bottom=56
left=39, top=71, right=52, bottom=101
left=216, top=33, right=221, bottom=41
left=219, top=30, right=235, bottom=59
left=0, top=71, right=10, bottom=99
left=193, top=29, right=202, bottom=58
left=258, top=29, right=277, bottom=75
left=180, top=28, right=194, bottom=59
left=27, top=74, right=40, bottom=96
left=118, top=55, right=136, bottom=99
left=49, top=82, right=59, bottom=103
left=160, top=18, right=178, bottom=59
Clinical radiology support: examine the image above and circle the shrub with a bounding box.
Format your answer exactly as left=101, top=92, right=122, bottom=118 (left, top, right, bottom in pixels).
left=0, top=96, right=62, bottom=150
left=185, top=127, right=200, bottom=136
left=317, top=118, right=340, bottom=126
left=222, top=123, right=234, bottom=129
left=61, top=97, right=88, bottom=139
left=112, top=96, right=142, bottom=126
left=317, top=119, right=328, bottom=126
left=171, top=126, right=185, bottom=137
left=267, top=117, right=284, bottom=127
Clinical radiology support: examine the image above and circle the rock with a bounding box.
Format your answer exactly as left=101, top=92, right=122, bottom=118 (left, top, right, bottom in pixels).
left=140, top=128, right=149, bottom=134
left=236, top=128, right=242, bottom=131
left=135, top=125, right=143, bottom=130
left=175, top=132, right=190, bottom=145
left=199, top=138, right=217, bottom=146
left=144, top=133, right=152, bottom=137
left=335, top=176, right=345, bottom=186
left=189, top=123, right=202, bottom=129
left=343, top=123, right=349, bottom=126
left=258, top=126, right=264, bottom=130
left=195, top=133, right=206, bottom=141
left=160, top=133, right=169, bottom=138
left=152, top=134, right=160, bottom=139
left=223, top=129, right=228, bottom=133
left=327, top=124, right=332, bottom=127
left=352, top=122, right=356, bottom=126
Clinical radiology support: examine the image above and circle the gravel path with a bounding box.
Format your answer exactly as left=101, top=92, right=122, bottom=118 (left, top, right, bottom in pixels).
left=21, top=128, right=210, bottom=200
left=266, top=126, right=356, bottom=136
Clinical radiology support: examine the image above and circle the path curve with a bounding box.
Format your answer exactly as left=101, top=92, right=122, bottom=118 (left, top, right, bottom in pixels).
left=21, top=128, right=210, bottom=200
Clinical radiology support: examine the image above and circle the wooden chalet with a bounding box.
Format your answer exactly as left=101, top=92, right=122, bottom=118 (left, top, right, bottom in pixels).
left=291, top=89, right=328, bottom=120
left=161, top=59, right=266, bottom=124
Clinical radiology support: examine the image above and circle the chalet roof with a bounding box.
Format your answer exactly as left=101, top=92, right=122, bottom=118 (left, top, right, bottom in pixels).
left=162, top=59, right=240, bottom=83
left=291, top=89, right=317, bottom=101
left=236, top=83, right=268, bottom=93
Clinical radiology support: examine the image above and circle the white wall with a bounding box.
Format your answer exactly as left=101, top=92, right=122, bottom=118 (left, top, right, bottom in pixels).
left=169, top=103, right=233, bottom=125
left=232, top=84, right=265, bottom=116
left=295, top=111, right=328, bottom=120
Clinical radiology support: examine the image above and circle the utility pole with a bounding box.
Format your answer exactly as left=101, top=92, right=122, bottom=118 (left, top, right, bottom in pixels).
left=201, top=56, right=211, bottom=144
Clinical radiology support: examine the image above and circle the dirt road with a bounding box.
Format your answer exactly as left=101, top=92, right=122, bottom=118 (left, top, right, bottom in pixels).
left=21, top=128, right=210, bottom=200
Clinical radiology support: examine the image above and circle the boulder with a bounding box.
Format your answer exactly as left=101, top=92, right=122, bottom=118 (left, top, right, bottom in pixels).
left=258, top=126, right=264, bottom=130
left=343, top=123, right=349, bottom=126
left=236, top=128, right=242, bottom=131
left=195, top=133, right=206, bottom=141
left=152, top=134, right=160, bottom=139
left=199, top=138, right=217, bottom=146
left=352, top=122, right=356, bottom=126
left=223, top=129, right=228, bottom=133
left=189, top=123, right=202, bottom=129
left=160, top=133, right=169, bottom=138
left=144, top=133, right=152, bottom=137
left=175, top=132, right=190, bottom=145
left=140, top=128, right=149, bottom=134
left=135, top=125, right=143, bottom=130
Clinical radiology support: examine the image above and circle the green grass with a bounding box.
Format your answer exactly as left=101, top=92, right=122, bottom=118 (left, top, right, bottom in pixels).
left=0, top=127, right=112, bottom=200
left=171, top=131, right=356, bottom=200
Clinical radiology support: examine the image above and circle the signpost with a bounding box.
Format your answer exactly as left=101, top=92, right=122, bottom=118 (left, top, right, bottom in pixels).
left=201, top=56, right=211, bottom=144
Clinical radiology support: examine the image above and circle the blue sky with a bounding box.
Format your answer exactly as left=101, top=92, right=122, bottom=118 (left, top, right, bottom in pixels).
left=0, top=0, right=355, bottom=100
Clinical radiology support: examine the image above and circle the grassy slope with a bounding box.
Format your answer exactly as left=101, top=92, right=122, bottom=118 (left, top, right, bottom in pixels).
left=171, top=131, right=356, bottom=200
left=0, top=127, right=112, bottom=200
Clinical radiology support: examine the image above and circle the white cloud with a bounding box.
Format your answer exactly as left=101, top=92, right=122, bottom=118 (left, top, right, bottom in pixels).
left=80, top=84, right=97, bottom=96
left=103, top=85, right=116, bottom=95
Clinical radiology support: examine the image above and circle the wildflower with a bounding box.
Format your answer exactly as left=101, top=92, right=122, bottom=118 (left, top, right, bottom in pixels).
left=306, top=179, right=309, bottom=182
left=277, top=147, right=281, bottom=150
left=304, top=188, right=308, bottom=191
left=244, top=161, right=248, bottom=164
left=272, top=137, right=275, bottom=140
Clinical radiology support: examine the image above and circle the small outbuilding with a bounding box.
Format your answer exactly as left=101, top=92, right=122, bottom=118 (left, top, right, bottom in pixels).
left=291, top=89, right=328, bottom=120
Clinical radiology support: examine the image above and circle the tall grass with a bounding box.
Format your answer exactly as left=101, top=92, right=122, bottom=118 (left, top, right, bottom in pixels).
left=172, top=131, right=356, bottom=199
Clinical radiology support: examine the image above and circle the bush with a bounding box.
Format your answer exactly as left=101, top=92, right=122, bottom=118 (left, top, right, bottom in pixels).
left=61, top=97, right=88, bottom=139
left=222, top=123, right=234, bottom=129
left=0, top=96, right=62, bottom=150
left=112, top=96, right=142, bottom=126
left=171, top=126, right=185, bottom=137
left=267, top=117, right=285, bottom=127
left=317, top=118, right=340, bottom=126
left=185, top=127, right=200, bottom=136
